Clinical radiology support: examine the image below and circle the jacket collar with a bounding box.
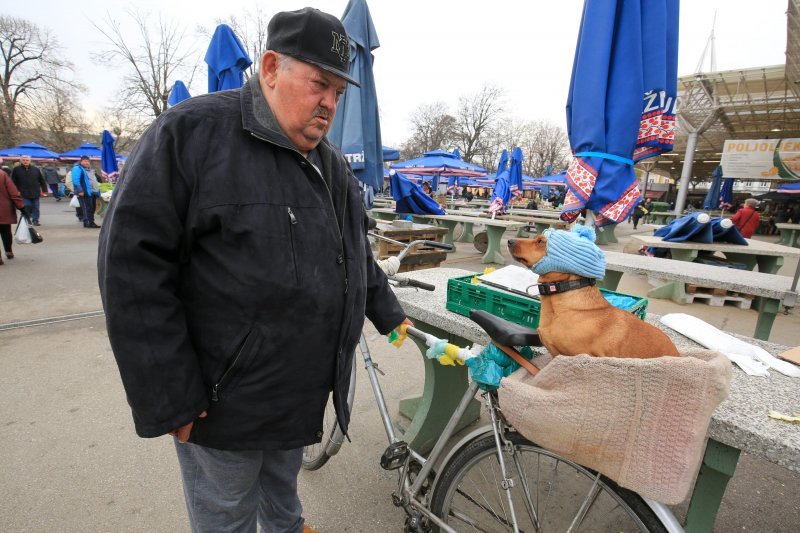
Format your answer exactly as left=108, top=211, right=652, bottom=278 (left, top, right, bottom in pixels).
left=240, top=75, right=337, bottom=165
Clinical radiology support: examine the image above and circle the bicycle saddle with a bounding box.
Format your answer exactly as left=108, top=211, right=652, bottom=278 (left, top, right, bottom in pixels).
left=469, top=309, right=542, bottom=347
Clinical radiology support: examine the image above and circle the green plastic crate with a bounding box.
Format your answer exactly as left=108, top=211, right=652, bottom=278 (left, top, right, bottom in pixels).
left=446, top=274, right=648, bottom=329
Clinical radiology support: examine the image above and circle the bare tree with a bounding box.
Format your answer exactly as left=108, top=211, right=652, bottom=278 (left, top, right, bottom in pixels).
left=0, top=15, right=73, bottom=147
left=208, top=6, right=270, bottom=81
left=516, top=120, right=570, bottom=177
left=401, top=101, right=457, bottom=158
left=23, top=81, right=87, bottom=152
left=99, top=106, right=151, bottom=154
left=454, top=85, right=506, bottom=166
left=92, top=10, right=199, bottom=119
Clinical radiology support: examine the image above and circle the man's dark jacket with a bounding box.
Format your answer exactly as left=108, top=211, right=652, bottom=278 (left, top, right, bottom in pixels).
left=10, top=164, right=47, bottom=199
left=98, top=76, right=406, bottom=450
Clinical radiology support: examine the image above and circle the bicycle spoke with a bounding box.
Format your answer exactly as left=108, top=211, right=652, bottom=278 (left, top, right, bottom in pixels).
left=566, top=472, right=602, bottom=533
left=511, top=445, right=541, bottom=532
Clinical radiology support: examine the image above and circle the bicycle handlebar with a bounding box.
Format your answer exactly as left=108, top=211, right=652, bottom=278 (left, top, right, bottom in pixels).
left=421, top=240, right=454, bottom=251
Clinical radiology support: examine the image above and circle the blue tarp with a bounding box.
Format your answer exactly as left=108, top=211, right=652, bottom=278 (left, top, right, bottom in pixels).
left=390, top=171, right=445, bottom=215
left=205, top=24, right=252, bottom=92
left=710, top=218, right=747, bottom=245
left=563, top=0, right=678, bottom=226
left=777, top=182, right=800, bottom=194
left=168, top=80, right=191, bottom=106
left=329, top=0, right=384, bottom=193
left=100, top=130, right=120, bottom=183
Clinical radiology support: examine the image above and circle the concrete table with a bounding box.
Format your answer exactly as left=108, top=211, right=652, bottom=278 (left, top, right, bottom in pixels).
left=627, top=234, right=800, bottom=275
left=424, top=214, right=523, bottom=264
left=776, top=222, right=800, bottom=248
left=601, top=251, right=798, bottom=341
left=394, top=267, right=798, bottom=533
left=650, top=211, right=681, bottom=225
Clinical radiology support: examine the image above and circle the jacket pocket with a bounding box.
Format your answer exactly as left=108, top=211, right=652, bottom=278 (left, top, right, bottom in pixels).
left=211, top=328, right=260, bottom=402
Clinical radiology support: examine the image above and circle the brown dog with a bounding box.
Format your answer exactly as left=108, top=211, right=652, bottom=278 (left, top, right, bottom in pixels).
left=508, top=234, right=679, bottom=359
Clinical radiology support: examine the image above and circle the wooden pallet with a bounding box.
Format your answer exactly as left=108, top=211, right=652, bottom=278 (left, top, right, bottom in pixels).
left=684, top=285, right=753, bottom=309
left=375, top=222, right=448, bottom=272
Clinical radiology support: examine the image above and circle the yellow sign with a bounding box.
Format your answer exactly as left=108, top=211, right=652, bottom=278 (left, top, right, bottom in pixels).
left=720, top=139, right=800, bottom=180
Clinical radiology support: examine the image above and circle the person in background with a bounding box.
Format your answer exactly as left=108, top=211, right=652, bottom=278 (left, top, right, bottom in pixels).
left=731, top=198, right=761, bottom=238
left=525, top=197, right=538, bottom=210
left=642, top=197, right=654, bottom=223
left=43, top=163, right=63, bottom=201
left=71, top=156, right=100, bottom=228
left=773, top=205, right=790, bottom=235
left=790, top=203, right=800, bottom=224
left=0, top=161, right=26, bottom=264
left=98, top=7, right=409, bottom=532
left=631, top=201, right=648, bottom=229
left=422, top=182, right=433, bottom=196
left=463, top=188, right=473, bottom=202
left=10, top=155, right=47, bottom=226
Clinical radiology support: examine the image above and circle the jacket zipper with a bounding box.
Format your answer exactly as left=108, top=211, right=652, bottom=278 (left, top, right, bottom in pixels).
left=248, top=132, right=348, bottom=293
left=287, top=207, right=299, bottom=283
left=211, top=334, right=250, bottom=402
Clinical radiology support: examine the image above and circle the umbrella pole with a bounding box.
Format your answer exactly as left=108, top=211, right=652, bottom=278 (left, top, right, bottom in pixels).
left=583, top=210, right=596, bottom=227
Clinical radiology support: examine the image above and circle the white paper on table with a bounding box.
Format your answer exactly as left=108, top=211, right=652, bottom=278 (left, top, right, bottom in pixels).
left=478, top=265, right=540, bottom=298
left=660, top=313, right=800, bottom=378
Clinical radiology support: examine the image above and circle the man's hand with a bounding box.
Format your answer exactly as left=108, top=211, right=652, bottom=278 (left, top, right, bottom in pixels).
left=78, top=192, right=84, bottom=197
left=169, top=411, right=207, bottom=443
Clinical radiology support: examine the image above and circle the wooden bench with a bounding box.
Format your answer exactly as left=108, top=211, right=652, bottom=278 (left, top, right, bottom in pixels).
left=600, top=250, right=798, bottom=340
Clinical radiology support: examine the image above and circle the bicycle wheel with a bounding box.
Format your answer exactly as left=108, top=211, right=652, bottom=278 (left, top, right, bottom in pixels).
left=301, top=354, right=357, bottom=470
left=430, top=432, right=666, bottom=532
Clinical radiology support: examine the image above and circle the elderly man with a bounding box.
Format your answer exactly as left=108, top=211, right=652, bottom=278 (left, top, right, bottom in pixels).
left=10, top=155, right=47, bottom=226
left=99, top=7, right=408, bottom=532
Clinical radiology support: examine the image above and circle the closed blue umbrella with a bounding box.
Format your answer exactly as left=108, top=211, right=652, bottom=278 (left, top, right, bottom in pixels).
left=508, top=147, right=524, bottom=198
left=654, top=213, right=713, bottom=243
left=168, top=80, right=191, bottom=106
left=562, top=0, right=679, bottom=226
left=720, top=176, right=735, bottom=205
left=329, top=0, right=383, bottom=195
left=488, top=173, right=511, bottom=215
left=100, top=130, right=120, bottom=183
left=496, top=149, right=509, bottom=177
left=205, top=24, right=252, bottom=92
left=382, top=146, right=400, bottom=161
left=389, top=171, right=445, bottom=215
left=703, top=166, right=723, bottom=210
left=0, top=142, right=59, bottom=161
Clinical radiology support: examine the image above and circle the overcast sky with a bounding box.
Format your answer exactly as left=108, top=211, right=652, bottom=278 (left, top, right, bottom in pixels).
left=5, top=0, right=790, bottom=148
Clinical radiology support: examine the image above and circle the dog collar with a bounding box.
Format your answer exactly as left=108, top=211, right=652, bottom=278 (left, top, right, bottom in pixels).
left=537, top=278, right=596, bottom=296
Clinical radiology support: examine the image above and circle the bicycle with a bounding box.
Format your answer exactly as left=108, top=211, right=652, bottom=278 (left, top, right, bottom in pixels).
left=302, top=234, right=679, bottom=532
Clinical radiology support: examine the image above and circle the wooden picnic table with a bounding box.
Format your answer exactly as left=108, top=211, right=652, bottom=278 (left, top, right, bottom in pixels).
left=394, top=267, right=799, bottom=533
left=776, top=222, right=800, bottom=248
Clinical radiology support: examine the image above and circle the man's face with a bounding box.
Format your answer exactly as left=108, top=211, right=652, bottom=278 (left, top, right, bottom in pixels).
left=80, top=159, right=90, bottom=169
left=264, top=55, right=346, bottom=155
left=20, top=156, right=31, bottom=167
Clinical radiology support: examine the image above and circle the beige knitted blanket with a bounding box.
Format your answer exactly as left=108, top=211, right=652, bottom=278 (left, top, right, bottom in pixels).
left=499, top=348, right=732, bottom=504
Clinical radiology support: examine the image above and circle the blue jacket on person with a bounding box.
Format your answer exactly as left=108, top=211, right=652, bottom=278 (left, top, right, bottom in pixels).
left=71, top=164, right=97, bottom=196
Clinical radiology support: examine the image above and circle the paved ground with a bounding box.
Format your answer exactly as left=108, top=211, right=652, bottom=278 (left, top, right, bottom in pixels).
left=1, top=199, right=798, bottom=531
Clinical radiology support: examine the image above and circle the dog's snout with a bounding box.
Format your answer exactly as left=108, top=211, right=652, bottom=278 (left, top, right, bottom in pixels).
left=508, top=239, right=516, bottom=249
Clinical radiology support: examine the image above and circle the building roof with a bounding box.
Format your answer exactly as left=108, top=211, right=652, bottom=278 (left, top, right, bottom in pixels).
left=650, top=1, right=800, bottom=181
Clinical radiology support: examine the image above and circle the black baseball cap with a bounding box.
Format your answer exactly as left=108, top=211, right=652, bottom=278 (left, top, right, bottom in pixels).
left=80, top=155, right=90, bottom=161
left=267, top=7, right=360, bottom=87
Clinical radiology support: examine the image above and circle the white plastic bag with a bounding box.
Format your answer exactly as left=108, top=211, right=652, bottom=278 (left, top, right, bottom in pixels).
left=15, top=217, right=32, bottom=244
left=69, top=195, right=80, bottom=208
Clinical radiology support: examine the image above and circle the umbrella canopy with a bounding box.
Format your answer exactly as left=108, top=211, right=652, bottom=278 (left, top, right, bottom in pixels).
left=488, top=174, right=511, bottom=215
left=531, top=171, right=568, bottom=187
left=0, top=142, right=60, bottom=161
left=382, top=146, right=400, bottom=161
left=720, top=176, right=734, bottom=205
left=391, top=149, right=487, bottom=177
left=508, top=147, right=524, bottom=198
left=776, top=182, right=800, bottom=194
left=654, top=213, right=714, bottom=244
left=59, top=143, right=102, bottom=161
left=101, top=130, right=120, bottom=183
left=389, top=171, right=445, bottom=215
left=328, top=0, right=384, bottom=193
left=205, top=24, right=252, bottom=92
left=496, top=149, right=509, bottom=177
left=562, top=0, right=679, bottom=226
left=703, top=166, right=724, bottom=210
left=452, top=148, right=462, bottom=160
left=168, top=80, right=191, bottom=106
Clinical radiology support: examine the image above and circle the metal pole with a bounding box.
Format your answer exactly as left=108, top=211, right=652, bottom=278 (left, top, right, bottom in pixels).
left=675, top=131, right=699, bottom=214
left=641, top=168, right=651, bottom=200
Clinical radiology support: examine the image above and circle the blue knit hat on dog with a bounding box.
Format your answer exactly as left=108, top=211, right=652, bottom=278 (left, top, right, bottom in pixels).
left=532, top=226, right=606, bottom=279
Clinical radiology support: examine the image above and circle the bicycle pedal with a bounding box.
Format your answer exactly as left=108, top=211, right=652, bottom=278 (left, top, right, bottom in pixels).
left=380, top=441, right=409, bottom=470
